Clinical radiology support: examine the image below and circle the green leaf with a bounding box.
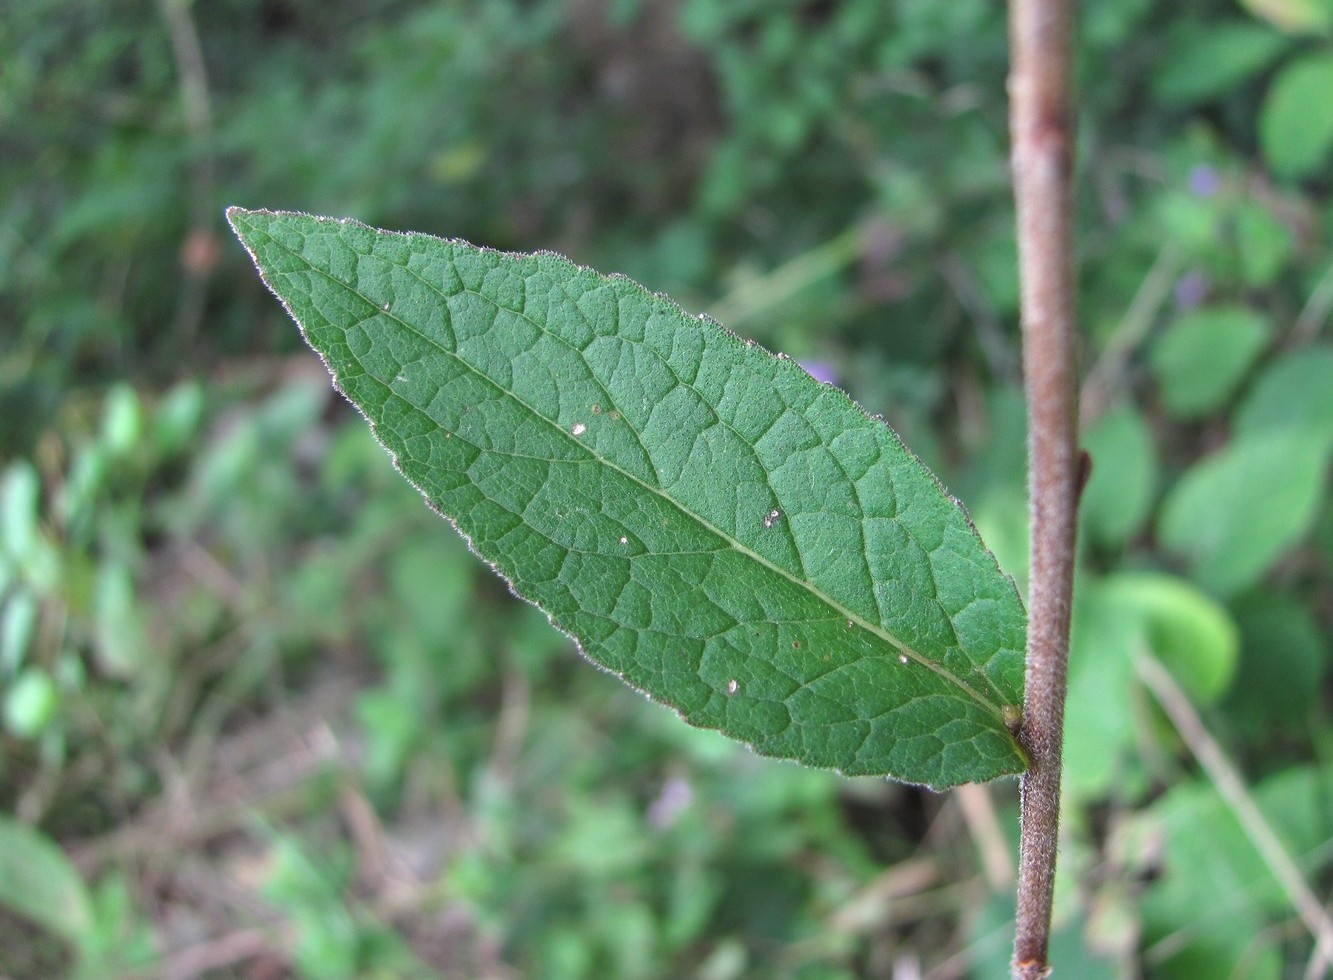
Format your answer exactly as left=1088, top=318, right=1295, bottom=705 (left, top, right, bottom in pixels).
left=1101, top=572, right=1239, bottom=702
left=1080, top=403, right=1157, bottom=548
left=2, top=666, right=60, bottom=738
left=1152, top=22, right=1289, bottom=105
left=0, top=587, right=38, bottom=674
left=1158, top=431, right=1329, bottom=596
left=93, top=561, right=148, bottom=678
left=1234, top=200, right=1293, bottom=286
left=227, top=208, right=1027, bottom=787
left=0, top=815, right=95, bottom=949
left=968, top=892, right=1119, bottom=980
left=1064, top=570, right=1239, bottom=804
left=1135, top=765, right=1333, bottom=979
left=1149, top=306, right=1270, bottom=419
left=99, top=382, right=142, bottom=458
left=1063, top=578, right=1143, bottom=803
left=1234, top=345, right=1333, bottom=448
left=1, top=460, right=41, bottom=566
left=1260, top=51, right=1333, bottom=178
left=1224, top=591, right=1327, bottom=734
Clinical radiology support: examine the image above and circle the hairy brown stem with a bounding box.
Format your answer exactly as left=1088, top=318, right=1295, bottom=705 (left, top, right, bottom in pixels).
left=1007, top=0, right=1080, bottom=977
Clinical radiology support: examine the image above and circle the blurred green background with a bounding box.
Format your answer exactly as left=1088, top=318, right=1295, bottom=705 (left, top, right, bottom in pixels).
left=2, top=0, right=1331, bottom=977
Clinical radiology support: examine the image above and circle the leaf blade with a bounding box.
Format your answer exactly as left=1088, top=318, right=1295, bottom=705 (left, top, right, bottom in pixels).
left=228, top=207, right=1027, bottom=787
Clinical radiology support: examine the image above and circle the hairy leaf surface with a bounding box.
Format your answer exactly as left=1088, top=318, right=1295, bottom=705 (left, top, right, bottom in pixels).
left=228, top=208, right=1027, bottom=787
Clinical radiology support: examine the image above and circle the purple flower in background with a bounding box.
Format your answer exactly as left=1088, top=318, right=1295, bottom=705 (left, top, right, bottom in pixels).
left=800, top=360, right=839, bottom=386
left=1187, top=164, right=1220, bottom=198
left=1174, top=269, right=1209, bottom=310
left=647, top=775, right=693, bottom=830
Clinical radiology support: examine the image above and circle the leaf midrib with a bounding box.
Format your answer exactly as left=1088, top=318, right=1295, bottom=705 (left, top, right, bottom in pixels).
left=251, top=217, right=1009, bottom=723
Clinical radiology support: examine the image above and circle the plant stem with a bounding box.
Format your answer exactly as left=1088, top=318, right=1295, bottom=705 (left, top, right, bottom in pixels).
left=1007, top=1, right=1079, bottom=977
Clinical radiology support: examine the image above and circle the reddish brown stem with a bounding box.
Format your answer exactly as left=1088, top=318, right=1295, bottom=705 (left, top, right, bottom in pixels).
left=1008, top=0, right=1080, bottom=977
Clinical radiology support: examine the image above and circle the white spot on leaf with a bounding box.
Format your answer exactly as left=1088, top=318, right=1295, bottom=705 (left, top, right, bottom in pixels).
left=571, top=422, right=587, bottom=436
left=726, top=679, right=739, bottom=695
left=763, top=508, right=783, bottom=529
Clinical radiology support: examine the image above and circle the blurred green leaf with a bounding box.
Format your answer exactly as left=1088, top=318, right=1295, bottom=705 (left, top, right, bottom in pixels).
left=1137, top=765, right=1333, bottom=978
left=151, top=381, right=205, bottom=455
left=228, top=208, right=1028, bottom=787
left=3, top=666, right=60, bottom=737
left=1064, top=570, right=1239, bottom=798
left=1158, top=431, right=1329, bottom=596
left=1234, top=345, right=1333, bottom=447
left=100, top=382, right=142, bottom=458
left=1149, top=306, right=1270, bottom=419
left=1153, top=22, right=1289, bottom=105
left=0, top=815, right=95, bottom=949
left=55, top=446, right=108, bottom=536
left=386, top=536, right=474, bottom=650
left=93, top=561, right=149, bottom=678
left=1063, top=578, right=1144, bottom=802
left=1260, top=51, right=1333, bottom=177
left=263, top=837, right=362, bottom=979
left=1224, top=591, right=1328, bottom=733
left=1102, top=572, right=1239, bottom=702
left=355, top=687, right=422, bottom=790
left=1080, top=404, right=1157, bottom=548
left=967, top=891, right=1119, bottom=980
left=0, top=588, right=38, bottom=674
left=1084, top=0, right=1151, bottom=47
left=75, top=872, right=159, bottom=978
left=1, top=461, right=41, bottom=566
left=1234, top=199, right=1294, bottom=286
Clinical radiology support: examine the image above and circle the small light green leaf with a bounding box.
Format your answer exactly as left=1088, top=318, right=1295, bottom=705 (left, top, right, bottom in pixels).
left=1149, top=306, right=1270, bottom=419
left=1158, top=431, right=1329, bottom=596
left=152, top=380, right=205, bottom=455
left=100, top=382, right=142, bottom=458
left=227, top=208, right=1027, bottom=787
left=1, top=460, right=41, bottom=565
left=3, top=666, right=60, bottom=738
left=1101, top=572, right=1239, bottom=702
left=1153, top=22, right=1290, bottom=105
left=1080, top=404, right=1157, bottom=548
left=1260, top=52, right=1333, bottom=178
left=0, top=815, right=95, bottom=948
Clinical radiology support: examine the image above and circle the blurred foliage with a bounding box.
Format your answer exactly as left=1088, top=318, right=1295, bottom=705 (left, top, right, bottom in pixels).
left=1, top=0, right=1331, bottom=977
